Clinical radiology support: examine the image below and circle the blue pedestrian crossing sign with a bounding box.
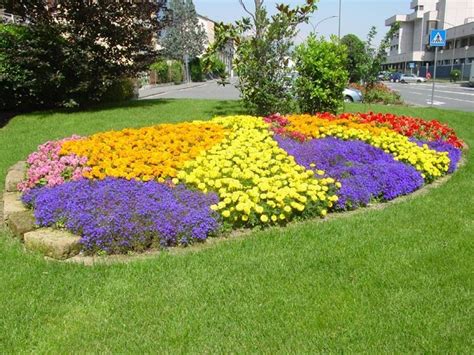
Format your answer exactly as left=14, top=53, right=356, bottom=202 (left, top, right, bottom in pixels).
left=430, top=29, right=446, bottom=47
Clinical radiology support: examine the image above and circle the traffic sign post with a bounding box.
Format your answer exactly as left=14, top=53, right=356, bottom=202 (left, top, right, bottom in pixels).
left=429, top=29, right=446, bottom=107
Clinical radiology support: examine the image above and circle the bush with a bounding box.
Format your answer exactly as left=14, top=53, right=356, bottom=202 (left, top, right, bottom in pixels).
left=101, top=78, right=136, bottom=103
left=150, top=60, right=169, bottom=83
left=294, top=35, right=349, bottom=114
left=204, top=55, right=226, bottom=78
left=349, top=82, right=402, bottom=105
left=170, top=60, right=184, bottom=84
left=0, top=24, right=66, bottom=111
left=450, top=69, right=461, bottom=82
left=190, top=57, right=204, bottom=82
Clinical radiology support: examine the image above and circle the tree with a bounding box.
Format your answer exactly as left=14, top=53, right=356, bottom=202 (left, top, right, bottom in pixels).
left=0, top=0, right=168, bottom=110
left=293, top=35, right=348, bottom=114
left=361, top=23, right=400, bottom=86
left=161, top=0, right=206, bottom=61
left=205, top=0, right=317, bottom=116
left=341, top=34, right=367, bottom=83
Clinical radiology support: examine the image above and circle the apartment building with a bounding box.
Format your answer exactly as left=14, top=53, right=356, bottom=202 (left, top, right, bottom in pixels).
left=383, top=0, right=474, bottom=77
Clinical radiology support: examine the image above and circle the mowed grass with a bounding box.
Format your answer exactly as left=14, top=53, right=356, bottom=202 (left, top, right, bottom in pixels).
left=0, top=100, right=473, bottom=352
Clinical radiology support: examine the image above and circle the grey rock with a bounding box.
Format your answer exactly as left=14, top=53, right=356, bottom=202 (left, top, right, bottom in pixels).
left=6, top=211, right=36, bottom=240
left=3, top=192, right=27, bottom=222
left=24, top=228, right=81, bottom=260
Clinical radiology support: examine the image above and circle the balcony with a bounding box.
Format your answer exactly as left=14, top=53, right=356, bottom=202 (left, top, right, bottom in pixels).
left=386, top=14, right=408, bottom=26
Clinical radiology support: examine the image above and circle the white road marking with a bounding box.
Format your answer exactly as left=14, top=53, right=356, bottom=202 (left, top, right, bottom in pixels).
left=426, top=100, right=445, bottom=105
left=387, top=84, right=474, bottom=97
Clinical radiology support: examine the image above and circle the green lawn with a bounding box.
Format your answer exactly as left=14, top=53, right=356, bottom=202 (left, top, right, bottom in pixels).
left=0, top=100, right=473, bottom=352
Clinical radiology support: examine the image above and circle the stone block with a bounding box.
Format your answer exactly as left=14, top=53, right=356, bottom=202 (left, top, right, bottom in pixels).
left=6, top=211, right=36, bottom=240
left=3, top=192, right=27, bottom=222
left=24, top=228, right=81, bottom=260
left=5, top=168, right=25, bottom=192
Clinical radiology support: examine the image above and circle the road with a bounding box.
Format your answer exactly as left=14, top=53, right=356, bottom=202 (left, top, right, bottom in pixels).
left=386, top=82, right=474, bottom=112
left=139, top=79, right=473, bottom=112
left=140, top=79, right=240, bottom=101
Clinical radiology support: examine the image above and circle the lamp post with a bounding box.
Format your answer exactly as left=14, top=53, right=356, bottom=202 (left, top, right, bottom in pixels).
left=338, top=0, right=342, bottom=39
left=309, top=15, right=338, bottom=33
left=462, top=45, right=469, bottom=81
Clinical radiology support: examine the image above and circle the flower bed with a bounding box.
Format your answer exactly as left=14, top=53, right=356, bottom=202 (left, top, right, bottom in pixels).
left=17, top=113, right=464, bottom=255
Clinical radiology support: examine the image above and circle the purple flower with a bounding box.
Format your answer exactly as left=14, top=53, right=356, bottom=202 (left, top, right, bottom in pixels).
left=276, top=136, right=424, bottom=210
left=23, top=178, right=221, bottom=254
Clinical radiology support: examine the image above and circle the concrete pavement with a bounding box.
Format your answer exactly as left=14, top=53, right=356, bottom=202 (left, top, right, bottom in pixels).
left=386, top=82, right=474, bottom=112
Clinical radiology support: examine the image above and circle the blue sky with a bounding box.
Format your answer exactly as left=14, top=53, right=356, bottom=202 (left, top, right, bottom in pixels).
left=194, top=0, right=411, bottom=44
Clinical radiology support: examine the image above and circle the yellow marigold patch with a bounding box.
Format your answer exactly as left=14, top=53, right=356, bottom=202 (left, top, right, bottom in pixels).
left=60, top=122, right=227, bottom=181
left=176, top=116, right=338, bottom=225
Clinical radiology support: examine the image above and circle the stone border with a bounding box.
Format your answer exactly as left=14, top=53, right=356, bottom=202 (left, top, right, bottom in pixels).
left=3, top=161, right=81, bottom=260
left=2, top=144, right=469, bottom=264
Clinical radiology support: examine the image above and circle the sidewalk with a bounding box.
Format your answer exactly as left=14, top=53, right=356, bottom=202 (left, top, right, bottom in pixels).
left=138, top=80, right=213, bottom=99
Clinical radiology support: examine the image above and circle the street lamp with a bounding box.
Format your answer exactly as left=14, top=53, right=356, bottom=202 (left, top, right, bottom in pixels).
left=309, top=15, right=338, bottom=33
left=462, top=45, right=469, bottom=80
left=338, top=0, right=342, bottom=39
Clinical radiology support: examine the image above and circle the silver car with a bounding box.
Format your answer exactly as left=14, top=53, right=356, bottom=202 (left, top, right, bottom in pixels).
left=400, top=74, right=427, bottom=83
left=343, top=88, right=363, bottom=103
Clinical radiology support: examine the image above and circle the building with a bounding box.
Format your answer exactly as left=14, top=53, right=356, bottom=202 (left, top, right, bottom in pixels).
left=383, top=0, right=474, bottom=78
left=197, top=14, right=234, bottom=78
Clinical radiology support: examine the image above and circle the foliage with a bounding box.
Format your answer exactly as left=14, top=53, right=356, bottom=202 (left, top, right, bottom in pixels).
left=190, top=57, right=204, bottom=82
left=341, top=34, right=367, bottom=83
left=0, top=23, right=67, bottom=111
left=161, top=0, right=206, bottom=61
left=293, top=35, right=349, bottom=114
left=450, top=69, right=461, bottom=82
left=0, top=1, right=167, bottom=111
left=101, top=78, right=136, bottom=103
left=205, top=0, right=317, bottom=115
left=361, top=23, right=400, bottom=86
left=169, top=60, right=184, bottom=84
left=203, top=54, right=226, bottom=78
left=150, top=60, right=170, bottom=83
left=349, top=82, right=402, bottom=105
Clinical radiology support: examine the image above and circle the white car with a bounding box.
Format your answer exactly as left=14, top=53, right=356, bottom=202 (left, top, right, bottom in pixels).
left=400, top=74, right=427, bottom=83
left=343, top=88, right=363, bottom=103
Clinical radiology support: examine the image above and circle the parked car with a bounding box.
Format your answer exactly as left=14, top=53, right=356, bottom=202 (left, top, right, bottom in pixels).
left=343, top=87, right=363, bottom=103
left=389, top=72, right=402, bottom=82
left=469, top=64, right=474, bottom=87
left=377, top=71, right=391, bottom=81
left=400, top=74, right=427, bottom=83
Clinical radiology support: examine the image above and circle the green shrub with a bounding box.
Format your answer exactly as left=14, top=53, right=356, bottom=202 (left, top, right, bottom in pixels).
left=0, top=24, right=66, bottom=111
left=150, top=60, right=169, bottom=83
left=170, top=61, right=184, bottom=84
left=204, top=55, right=226, bottom=78
left=450, top=69, right=461, bottom=82
left=294, top=35, right=349, bottom=114
left=190, top=57, right=204, bottom=82
left=350, top=83, right=403, bottom=105
left=101, top=78, right=135, bottom=103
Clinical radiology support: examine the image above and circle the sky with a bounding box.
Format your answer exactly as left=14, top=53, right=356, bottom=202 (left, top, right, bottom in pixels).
left=194, top=0, right=412, bottom=45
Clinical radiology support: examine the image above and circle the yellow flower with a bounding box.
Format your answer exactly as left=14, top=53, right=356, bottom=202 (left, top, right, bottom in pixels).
left=260, top=215, right=269, bottom=223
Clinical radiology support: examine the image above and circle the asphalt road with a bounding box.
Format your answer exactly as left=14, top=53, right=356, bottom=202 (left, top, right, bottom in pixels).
left=385, top=82, right=474, bottom=112
left=140, top=79, right=240, bottom=101
left=140, top=79, right=473, bottom=113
